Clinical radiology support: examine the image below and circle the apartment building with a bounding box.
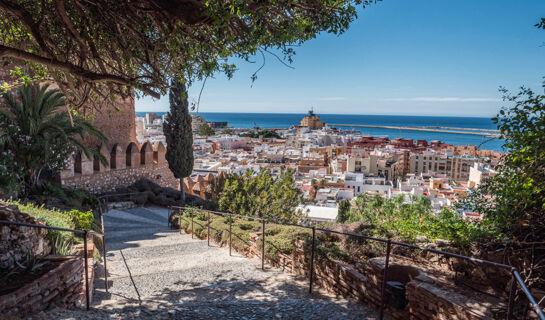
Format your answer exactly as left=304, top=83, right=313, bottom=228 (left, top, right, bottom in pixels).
left=344, top=172, right=393, bottom=195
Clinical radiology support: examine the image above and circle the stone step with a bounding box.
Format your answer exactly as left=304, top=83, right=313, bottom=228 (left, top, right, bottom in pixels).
left=103, top=209, right=164, bottom=226
left=123, top=207, right=168, bottom=224
left=105, top=239, right=212, bottom=262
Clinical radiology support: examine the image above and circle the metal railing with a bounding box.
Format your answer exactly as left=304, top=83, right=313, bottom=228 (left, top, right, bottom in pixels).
left=168, top=206, right=545, bottom=320
left=0, top=220, right=108, bottom=311
left=95, top=191, right=144, bottom=292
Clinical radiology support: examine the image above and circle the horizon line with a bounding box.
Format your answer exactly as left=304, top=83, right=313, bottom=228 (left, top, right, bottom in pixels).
left=134, top=110, right=496, bottom=119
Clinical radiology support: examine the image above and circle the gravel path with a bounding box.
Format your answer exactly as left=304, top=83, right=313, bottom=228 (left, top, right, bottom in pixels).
left=29, top=206, right=378, bottom=319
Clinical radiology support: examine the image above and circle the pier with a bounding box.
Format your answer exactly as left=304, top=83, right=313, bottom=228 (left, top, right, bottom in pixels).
left=328, top=124, right=501, bottom=138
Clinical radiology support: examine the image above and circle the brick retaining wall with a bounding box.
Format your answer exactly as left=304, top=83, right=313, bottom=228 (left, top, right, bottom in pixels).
left=0, top=253, right=94, bottom=317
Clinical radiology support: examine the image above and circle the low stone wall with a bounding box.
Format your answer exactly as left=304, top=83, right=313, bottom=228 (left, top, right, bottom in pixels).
left=62, top=161, right=178, bottom=194
left=406, top=280, right=499, bottom=320
left=0, top=203, right=51, bottom=269
left=0, top=253, right=94, bottom=317
left=183, top=224, right=502, bottom=320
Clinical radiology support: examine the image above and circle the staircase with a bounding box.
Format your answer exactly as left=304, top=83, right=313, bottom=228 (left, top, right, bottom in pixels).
left=29, top=206, right=377, bottom=319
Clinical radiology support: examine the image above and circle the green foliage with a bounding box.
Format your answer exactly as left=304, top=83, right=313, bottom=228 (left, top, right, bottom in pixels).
left=14, top=254, right=49, bottom=275
left=0, top=148, right=23, bottom=194
left=260, top=225, right=311, bottom=260
left=0, top=84, right=107, bottom=194
left=30, top=181, right=99, bottom=211
left=463, top=87, right=545, bottom=238
left=240, top=130, right=282, bottom=139
left=174, top=209, right=355, bottom=268
left=51, top=235, right=75, bottom=256
left=198, top=124, right=216, bottom=137
left=0, top=0, right=371, bottom=110
left=346, top=194, right=491, bottom=246
left=218, top=169, right=303, bottom=223
left=68, top=209, right=94, bottom=231
left=164, top=80, right=194, bottom=203
left=337, top=199, right=351, bottom=223
left=10, top=201, right=75, bottom=242
left=175, top=209, right=310, bottom=260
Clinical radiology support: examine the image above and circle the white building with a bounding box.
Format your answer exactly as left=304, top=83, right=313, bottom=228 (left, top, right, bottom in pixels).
left=344, top=172, right=393, bottom=195
left=300, top=205, right=338, bottom=223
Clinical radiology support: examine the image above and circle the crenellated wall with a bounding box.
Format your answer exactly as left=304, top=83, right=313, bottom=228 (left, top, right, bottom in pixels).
left=61, top=141, right=179, bottom=194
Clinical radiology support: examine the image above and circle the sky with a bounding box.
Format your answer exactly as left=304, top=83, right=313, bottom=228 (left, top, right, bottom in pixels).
left=135, top=0, right=545, bottom=117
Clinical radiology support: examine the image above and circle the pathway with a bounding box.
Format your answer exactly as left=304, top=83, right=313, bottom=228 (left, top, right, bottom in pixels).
left=30, top=206, right=378, bottom=319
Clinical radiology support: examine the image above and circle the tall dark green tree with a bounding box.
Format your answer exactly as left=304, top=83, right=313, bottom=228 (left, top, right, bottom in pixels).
left=164, top=80, right=194, bottom=203
left=337, top=199, right=351, bottom=223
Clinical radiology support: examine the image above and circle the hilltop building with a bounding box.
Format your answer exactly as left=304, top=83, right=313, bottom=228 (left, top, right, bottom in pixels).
left=299, top=108, right=325, bottom=130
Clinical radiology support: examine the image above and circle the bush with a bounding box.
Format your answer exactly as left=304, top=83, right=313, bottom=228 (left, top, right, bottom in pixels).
left=259, top=225, right=311, bottom=260
left=30, top=181, right=99, bottom=212
left=346, top=194, right=492, bottom=246
left=68, top=209, right=94, bottom=231
left=12, top=201, right=75, bottom=242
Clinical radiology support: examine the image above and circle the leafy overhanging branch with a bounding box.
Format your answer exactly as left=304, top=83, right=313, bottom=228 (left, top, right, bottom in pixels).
left=0, top=0, right=376, bottom=113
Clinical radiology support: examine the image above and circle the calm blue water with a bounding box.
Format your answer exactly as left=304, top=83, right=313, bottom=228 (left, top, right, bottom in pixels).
left=138, top=112, right=504, bottom=152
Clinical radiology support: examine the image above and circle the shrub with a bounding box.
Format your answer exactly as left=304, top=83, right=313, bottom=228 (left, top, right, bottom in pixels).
left=12, top=201, right=75, bottom=242
left=0, top=84, right=107, bottom=195
left=68, top=209, right=94, bottom=231
left=346, top=194, right=492, bottom=246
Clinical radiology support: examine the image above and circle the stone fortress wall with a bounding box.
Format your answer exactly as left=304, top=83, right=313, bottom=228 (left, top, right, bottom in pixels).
left=60, top=140, right=178, bottom=194
left=61, top=89, right=180, bottom=194
left=1, top=65, right=178, bottom=194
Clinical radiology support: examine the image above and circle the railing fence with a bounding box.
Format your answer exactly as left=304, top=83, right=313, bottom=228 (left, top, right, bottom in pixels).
left=168, top=205, right=545, bottom=320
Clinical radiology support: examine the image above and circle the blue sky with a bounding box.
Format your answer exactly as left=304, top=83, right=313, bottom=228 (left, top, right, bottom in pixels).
left=135, top=0, right=545, bottom=117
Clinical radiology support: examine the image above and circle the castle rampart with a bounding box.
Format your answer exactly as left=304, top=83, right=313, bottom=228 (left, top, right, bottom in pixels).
left=60, top=141, right=178, bottom=194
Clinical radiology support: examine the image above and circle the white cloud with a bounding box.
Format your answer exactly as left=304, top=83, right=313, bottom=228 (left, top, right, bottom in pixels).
left=318, top=97, right=346, bottom=101
left=384, top=97, right=500, bottom=102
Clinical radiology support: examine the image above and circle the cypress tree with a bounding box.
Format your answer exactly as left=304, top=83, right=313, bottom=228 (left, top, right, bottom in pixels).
left=164, top=79, right=194, bottom=203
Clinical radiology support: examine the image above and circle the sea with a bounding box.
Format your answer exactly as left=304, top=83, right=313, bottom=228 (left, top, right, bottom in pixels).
left=137, top=112, right=505, bottom=152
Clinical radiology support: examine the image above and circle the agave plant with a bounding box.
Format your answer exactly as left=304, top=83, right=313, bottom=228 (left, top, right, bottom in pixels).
left=52, top=235, right=75, bottom=256
left=14, top=254, right=49, bottom=275
left=0, top=84, right=108, bottom=194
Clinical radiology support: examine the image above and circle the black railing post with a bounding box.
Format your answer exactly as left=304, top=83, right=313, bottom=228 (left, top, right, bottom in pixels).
left=229, top=214, right=232, bottom=256
left=207, top=211, right=210, bottom=246
left=507, top=269, right=517, bottom=320
left=102, top=234, right=108, bottom=294
left=83, top=231, right=90, bottom=311
left=99, top=200, right=107, bottom=294
left=379, top=239, right=392, bottom=320
left=178, top=213, right=182, bottom=234
left=309, top=226, right=316, bottom=294
left=262, top=219, right=265, bottom=271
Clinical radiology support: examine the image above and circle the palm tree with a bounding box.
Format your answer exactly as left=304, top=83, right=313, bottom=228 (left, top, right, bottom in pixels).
left=0, top=84, right=107, bottom=193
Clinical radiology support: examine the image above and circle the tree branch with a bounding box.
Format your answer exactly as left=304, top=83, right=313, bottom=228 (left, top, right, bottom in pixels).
left=0, top=44, right=160, bottom=98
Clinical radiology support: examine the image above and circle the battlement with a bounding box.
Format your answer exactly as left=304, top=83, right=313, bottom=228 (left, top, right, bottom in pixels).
left=60, top=140, right=178, bottom=194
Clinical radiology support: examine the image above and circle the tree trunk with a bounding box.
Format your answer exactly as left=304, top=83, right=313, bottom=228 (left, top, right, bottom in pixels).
left=180, top=178, right=186, bottom=204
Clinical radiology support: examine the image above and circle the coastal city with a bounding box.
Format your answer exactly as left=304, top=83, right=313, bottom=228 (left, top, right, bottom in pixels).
left=1, top=1, right=544, bottom=319
left=136, top=109, right=500, bottom=222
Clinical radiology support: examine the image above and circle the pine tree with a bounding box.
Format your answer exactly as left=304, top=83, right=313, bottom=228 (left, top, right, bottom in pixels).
left=164, top=80, right=194, bottom=203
